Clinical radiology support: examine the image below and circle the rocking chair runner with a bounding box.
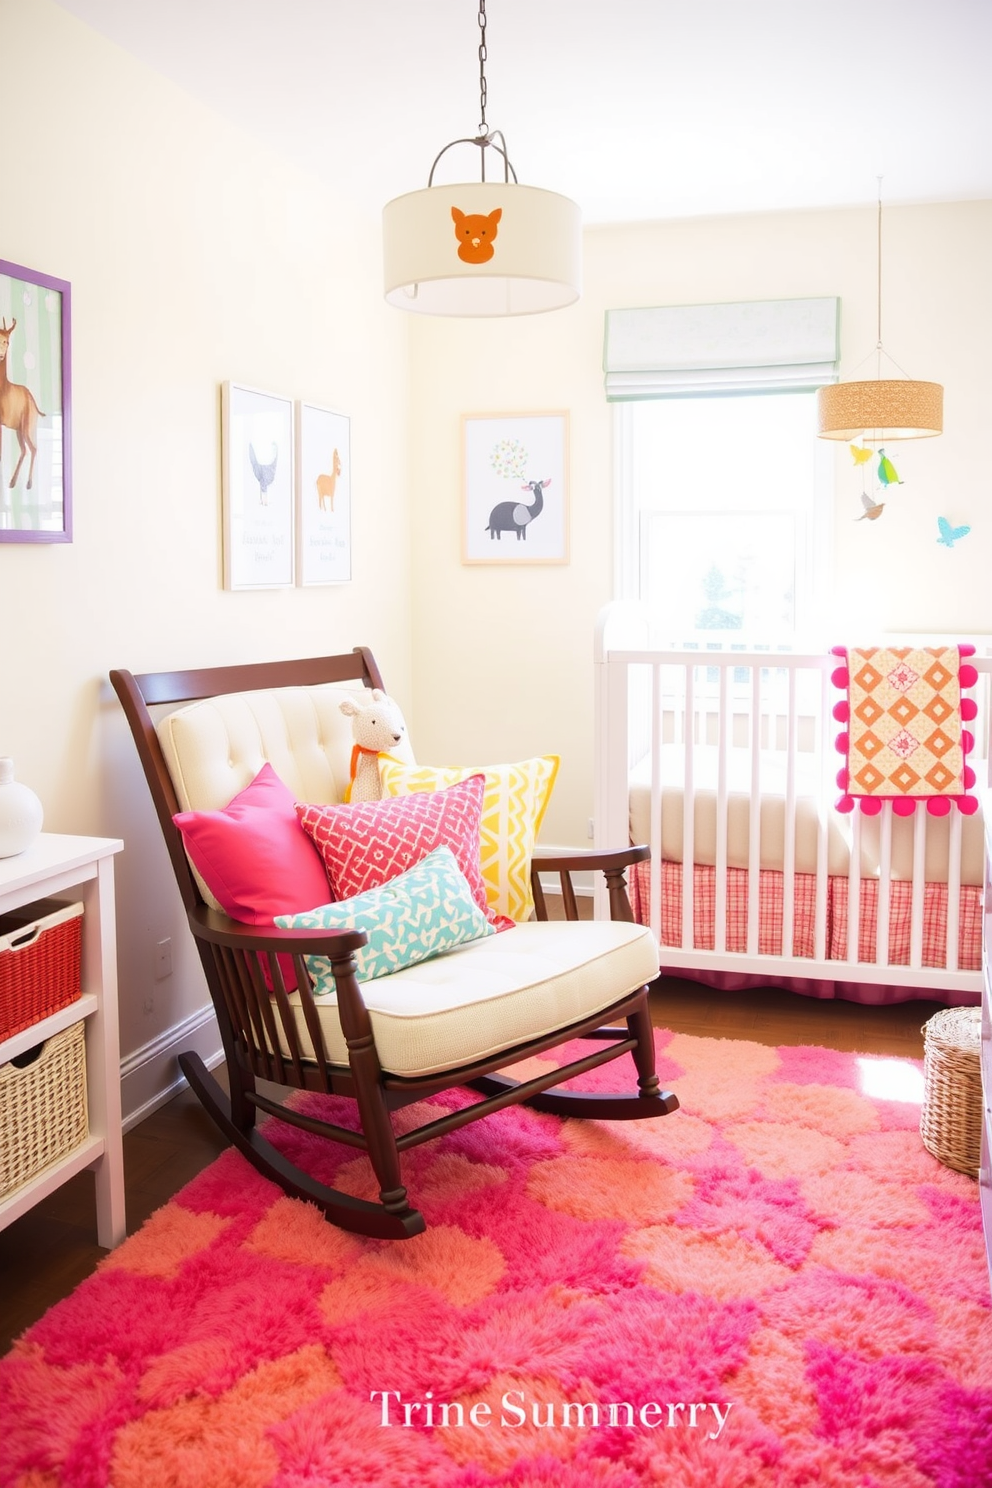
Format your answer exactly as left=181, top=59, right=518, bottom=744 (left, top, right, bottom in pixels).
left=111, top=648, right=678, bottom=1240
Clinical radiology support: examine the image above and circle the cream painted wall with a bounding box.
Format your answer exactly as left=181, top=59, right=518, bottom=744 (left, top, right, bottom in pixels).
left=0, top=0, right=413, bottom=1067
left=3, top=0, right=990, bottom=1081
left=408, top=200, right=992, bottom=851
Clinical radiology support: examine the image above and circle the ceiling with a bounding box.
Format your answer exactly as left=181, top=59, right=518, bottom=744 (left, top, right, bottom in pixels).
left=57, top=0, right=992, bottom=226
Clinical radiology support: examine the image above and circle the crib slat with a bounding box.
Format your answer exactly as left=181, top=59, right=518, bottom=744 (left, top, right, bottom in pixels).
left=876, top=804, right=892, bottom=968
left=681, top=661, right=695, bottom=953
left=847, top=812, right=862, bottom=964
left=782, top=666, right=798, bottom=959
left=747, top=664, right=761, bottom=957
left=814, top=664, right=829, bottom=962
left=909, top=808, right=926, bottom=968
left=946, top=807, right=962, bottom=972
left=715, top=663, right=729, bottom=955
left=649, top=662, right=663, bottom=947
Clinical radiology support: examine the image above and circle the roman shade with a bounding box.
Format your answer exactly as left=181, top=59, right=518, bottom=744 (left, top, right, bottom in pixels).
left=604, top=297, right=839, bottom=400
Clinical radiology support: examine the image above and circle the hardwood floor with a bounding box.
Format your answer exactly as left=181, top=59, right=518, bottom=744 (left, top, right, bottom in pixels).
left=0, top=976, right=946, bottom=1357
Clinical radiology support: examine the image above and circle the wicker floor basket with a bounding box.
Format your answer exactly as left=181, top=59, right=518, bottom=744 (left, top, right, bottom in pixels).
left=0, top=1021, right=89, bottom=1199
left=919, top=1006, right=982, bottom=1179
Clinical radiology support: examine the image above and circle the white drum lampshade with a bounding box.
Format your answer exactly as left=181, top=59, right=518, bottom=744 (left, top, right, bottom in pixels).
left=383, top=181, right=582, bottom=317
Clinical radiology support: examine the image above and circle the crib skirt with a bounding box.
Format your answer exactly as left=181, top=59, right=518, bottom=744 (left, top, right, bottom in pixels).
left=628, top=858, right=981, bottom=973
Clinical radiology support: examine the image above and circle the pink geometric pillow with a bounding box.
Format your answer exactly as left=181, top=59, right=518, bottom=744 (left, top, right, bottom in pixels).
left=173, top=763, right=329, bottom=924
left=297, top=774, right=497, bottom=926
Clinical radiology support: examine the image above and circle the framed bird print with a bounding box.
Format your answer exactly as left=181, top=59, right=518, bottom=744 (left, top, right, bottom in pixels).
left=221, top=381, right=295, bottom=589
left=462, top=411, right=569, bottom=565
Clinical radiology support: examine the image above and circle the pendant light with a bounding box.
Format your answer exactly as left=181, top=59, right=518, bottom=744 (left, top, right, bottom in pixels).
left=817, top=182, right=943, bottom=441
left=382, top=0, right=581, bottom=317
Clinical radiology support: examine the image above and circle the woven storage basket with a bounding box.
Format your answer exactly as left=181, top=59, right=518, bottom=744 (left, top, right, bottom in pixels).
left=920, top=1006, right=982, bottom=1178
left=0, top=899, right=83, bottom=1042
left=0, top=1020, right=88, bottom=1198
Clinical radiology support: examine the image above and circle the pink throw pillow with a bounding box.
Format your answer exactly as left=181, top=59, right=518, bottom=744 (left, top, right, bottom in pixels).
left=173, top=763, right=330, bottom=924
left=297, top=774, right=497, bottom=925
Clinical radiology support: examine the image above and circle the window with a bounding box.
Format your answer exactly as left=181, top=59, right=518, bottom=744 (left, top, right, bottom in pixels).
left=615, top=391, right=831, bottom=642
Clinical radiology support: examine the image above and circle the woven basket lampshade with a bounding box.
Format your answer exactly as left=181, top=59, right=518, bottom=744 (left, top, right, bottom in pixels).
left=817, top=378, right=944, bottom=442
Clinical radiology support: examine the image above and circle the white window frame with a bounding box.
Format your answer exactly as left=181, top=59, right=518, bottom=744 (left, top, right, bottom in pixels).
left=613, top=396, right=834, bottom=644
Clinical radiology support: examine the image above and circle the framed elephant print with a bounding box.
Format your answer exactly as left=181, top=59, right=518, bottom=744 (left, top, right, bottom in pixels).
left=462, top=411, right=569, bottom=565
left=0, top=258, right=71, bottom=543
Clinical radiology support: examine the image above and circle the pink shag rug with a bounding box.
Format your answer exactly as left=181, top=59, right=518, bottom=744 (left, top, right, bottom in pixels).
left=2, top=1030, right=991, bottom=1488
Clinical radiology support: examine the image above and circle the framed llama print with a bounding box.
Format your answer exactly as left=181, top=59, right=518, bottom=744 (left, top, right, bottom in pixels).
left=0, top=258, right=71, bottom=543
left=221, top=382, right=294, bottom=589
left=296, top=402, right=351, bottom=585
left=462, top=411, right=569, bottom=565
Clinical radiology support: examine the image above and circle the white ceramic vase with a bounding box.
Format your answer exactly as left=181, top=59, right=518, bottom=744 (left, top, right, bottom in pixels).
left=0, top=758, right=44, bottom=857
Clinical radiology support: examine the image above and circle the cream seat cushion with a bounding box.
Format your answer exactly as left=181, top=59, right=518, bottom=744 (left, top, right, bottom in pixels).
left=278, top=919, right=659, bottom=1079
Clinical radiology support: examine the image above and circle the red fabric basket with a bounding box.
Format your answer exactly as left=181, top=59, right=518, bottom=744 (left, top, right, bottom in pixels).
left=0, top=900, right=83, bottom=1042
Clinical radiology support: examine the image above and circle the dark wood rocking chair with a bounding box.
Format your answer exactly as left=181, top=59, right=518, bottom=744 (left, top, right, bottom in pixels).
left=111, top=649, right=677, bottom=1240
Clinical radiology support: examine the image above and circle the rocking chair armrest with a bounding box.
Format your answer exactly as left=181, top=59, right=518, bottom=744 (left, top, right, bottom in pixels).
left=185, top=906, right=378, bottom=1077
left=530, top=844, right=649, bottom=924
left=186, top=903, right=368, bottom=961
left=531, top=844, right=650, bottom=874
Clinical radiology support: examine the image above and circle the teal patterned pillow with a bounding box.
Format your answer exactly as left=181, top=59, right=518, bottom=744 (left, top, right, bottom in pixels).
left=275, top=845, right=494, bottom=990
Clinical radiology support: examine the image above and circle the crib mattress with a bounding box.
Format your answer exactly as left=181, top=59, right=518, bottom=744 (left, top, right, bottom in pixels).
left=628, top=745, right=983, bottom=885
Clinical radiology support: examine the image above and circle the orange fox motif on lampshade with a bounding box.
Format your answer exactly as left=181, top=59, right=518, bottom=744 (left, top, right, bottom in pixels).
left=451, top=206, right=502, bottom=264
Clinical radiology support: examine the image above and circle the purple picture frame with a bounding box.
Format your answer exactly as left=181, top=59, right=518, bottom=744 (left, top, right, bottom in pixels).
left=0, top=258, right=72, bottom=543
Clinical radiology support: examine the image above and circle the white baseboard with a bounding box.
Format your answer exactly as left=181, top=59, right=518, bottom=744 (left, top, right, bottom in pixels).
left=120, top=1004, right=223, bottom=1132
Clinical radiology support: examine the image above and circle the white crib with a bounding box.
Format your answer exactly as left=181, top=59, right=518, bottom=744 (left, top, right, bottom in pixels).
left=594, top=603, right=990, bottom=1006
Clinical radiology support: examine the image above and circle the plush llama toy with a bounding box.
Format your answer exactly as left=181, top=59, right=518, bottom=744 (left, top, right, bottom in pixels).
left=339, top=689, right=407, bottom=803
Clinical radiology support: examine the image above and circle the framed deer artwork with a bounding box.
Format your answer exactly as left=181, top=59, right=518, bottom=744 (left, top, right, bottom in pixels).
left=221, top=382, right=295, bottom=589
left=296, top=402, right=351, bottom=585
left=462, top=411, right=569, bottom=565
left=0, top=259, right=72, bottom=544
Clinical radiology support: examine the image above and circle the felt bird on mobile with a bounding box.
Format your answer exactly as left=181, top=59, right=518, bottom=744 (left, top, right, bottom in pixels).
left=849, top=444, right=873, bottom=465
left=877, top=448, right=902, bottom=486
left=937, top=516, right=971, bottom=548
left=857, top=492, right=886, bottom=522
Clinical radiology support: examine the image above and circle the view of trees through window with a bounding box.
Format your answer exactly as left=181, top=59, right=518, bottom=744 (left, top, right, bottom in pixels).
left=623, top=392, right=821, bottom=639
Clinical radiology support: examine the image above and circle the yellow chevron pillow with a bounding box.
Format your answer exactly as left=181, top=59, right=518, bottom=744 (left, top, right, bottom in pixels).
left=378, top=755, right=559, bottom=923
